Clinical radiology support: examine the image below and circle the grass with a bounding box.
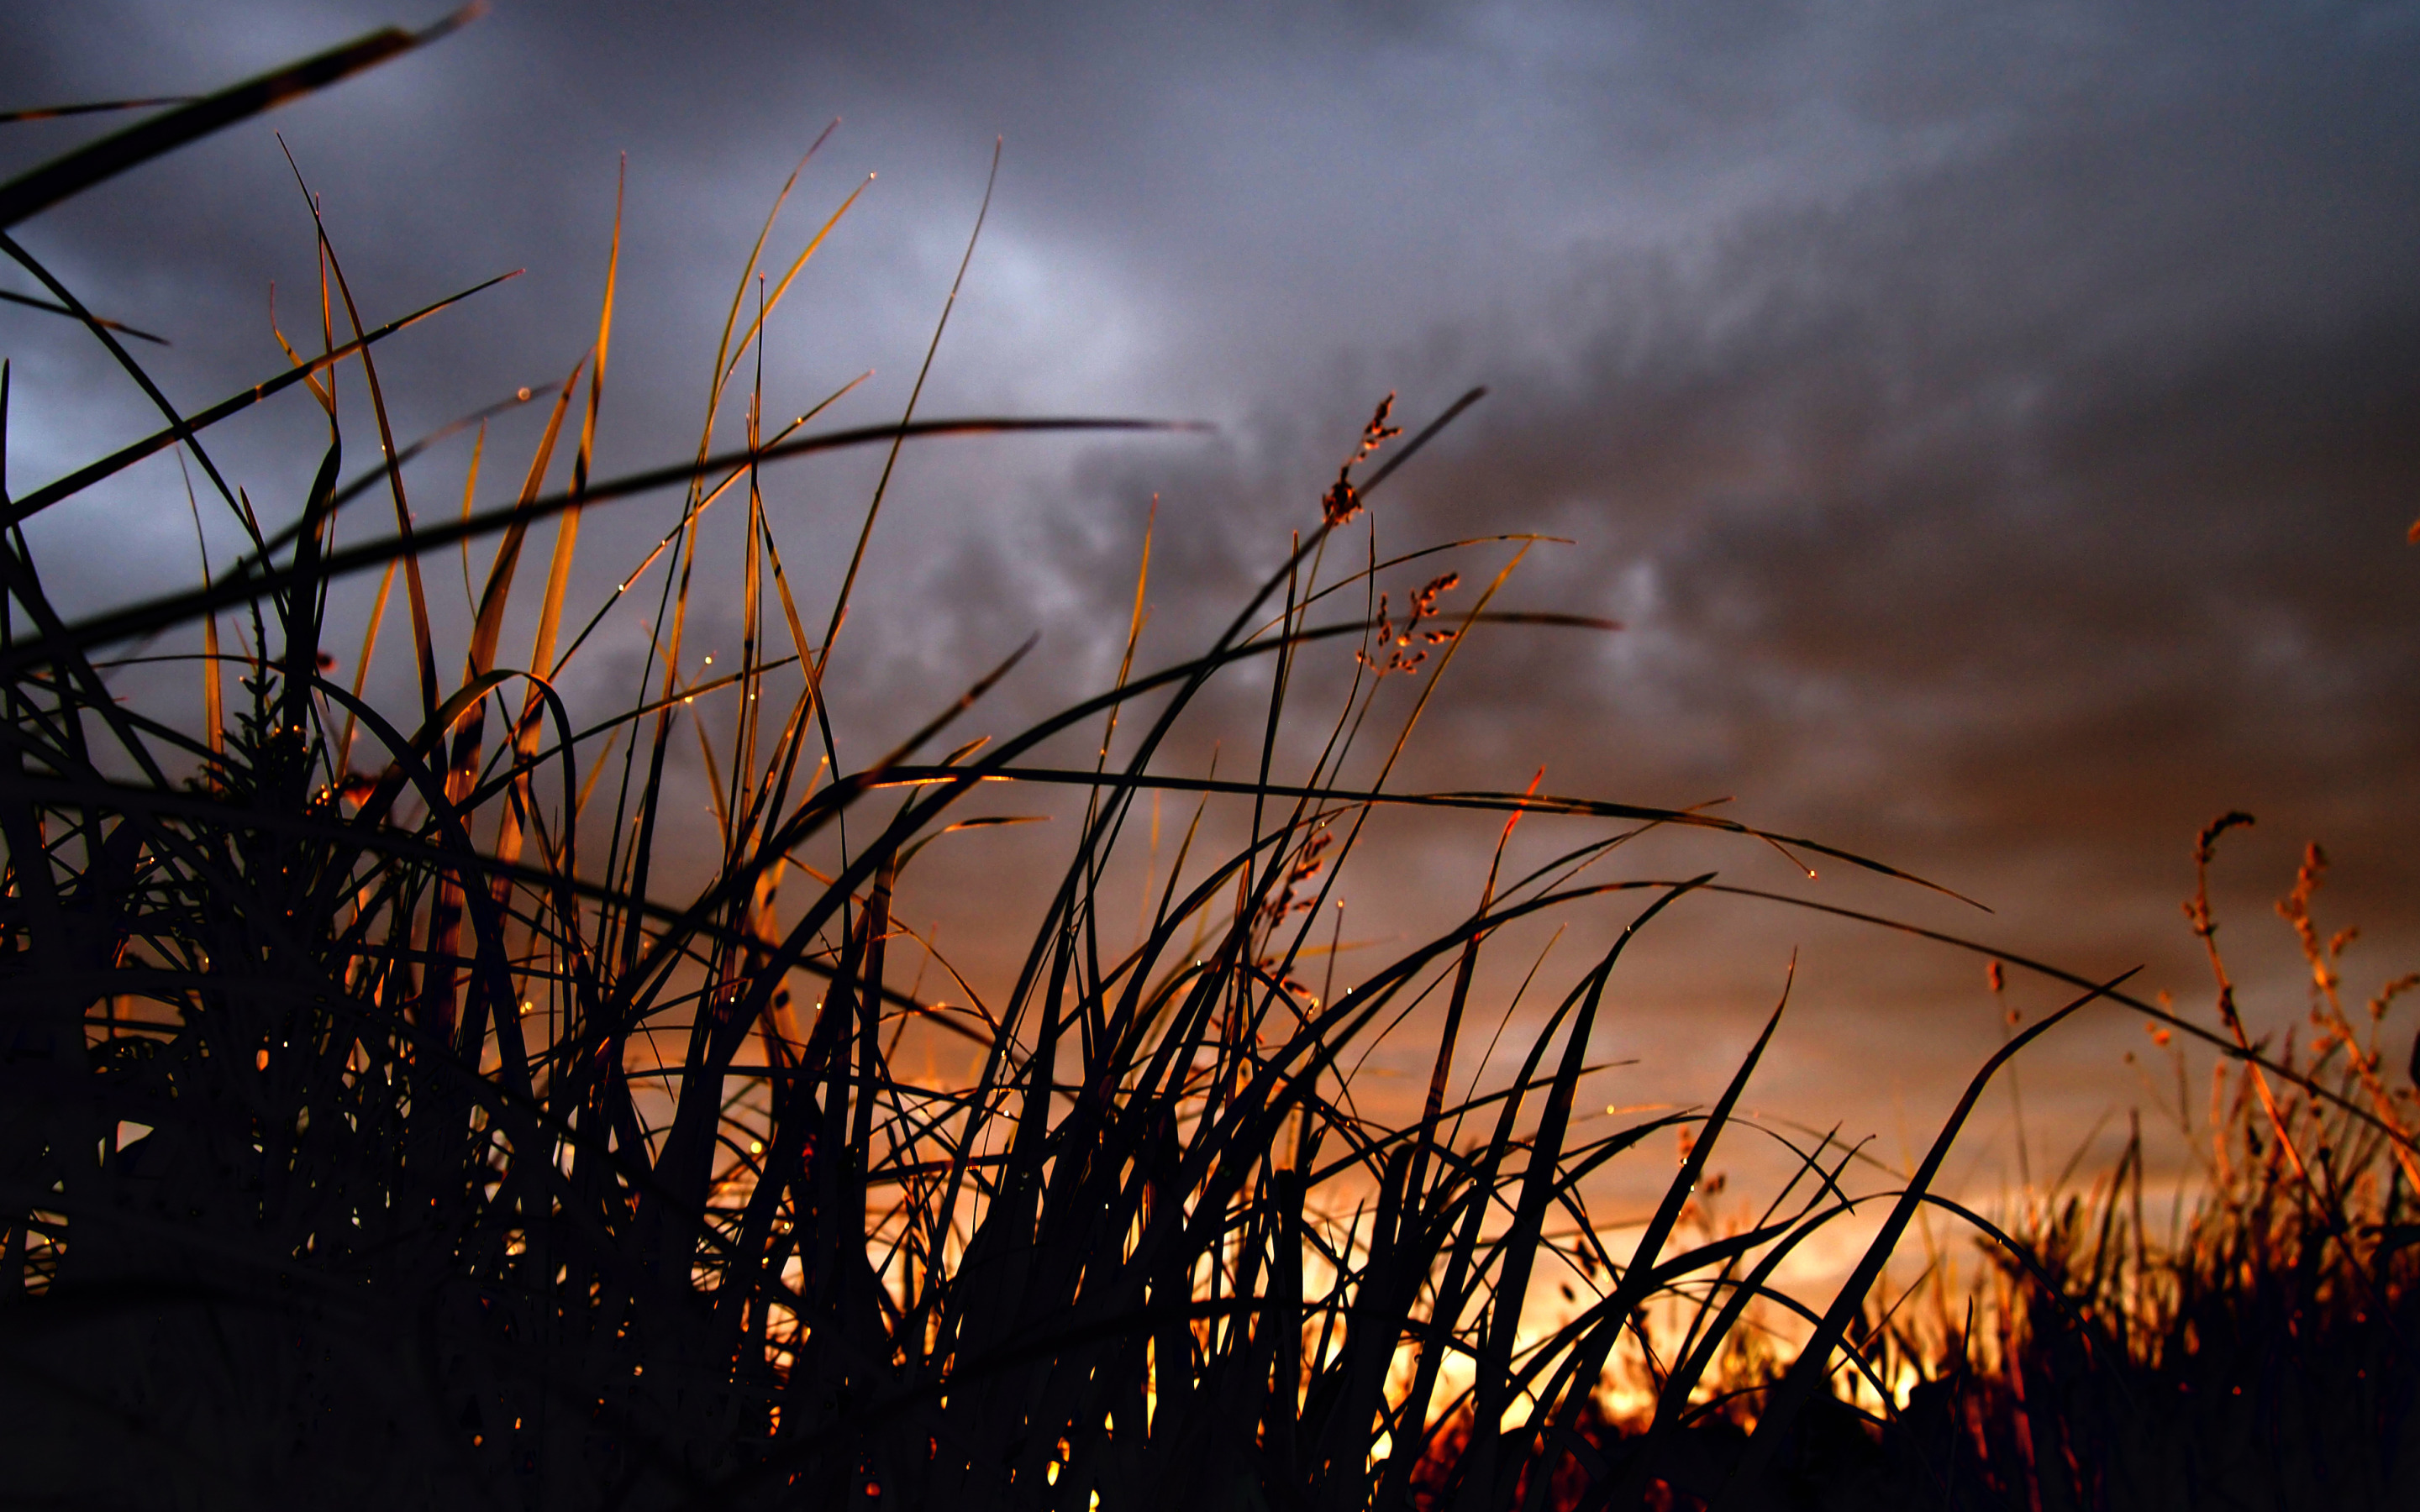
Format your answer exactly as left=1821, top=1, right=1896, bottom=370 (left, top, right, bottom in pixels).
left=1828, top=825, right=2420, bottom=1511
left=2, top=21, right=2413, bottom=1511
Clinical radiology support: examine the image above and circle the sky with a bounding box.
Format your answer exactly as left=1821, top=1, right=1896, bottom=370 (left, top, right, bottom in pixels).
left=5, top=0, right=2418, bottom=1229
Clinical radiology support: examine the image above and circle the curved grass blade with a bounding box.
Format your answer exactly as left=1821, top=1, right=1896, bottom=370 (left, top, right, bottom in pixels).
left=0, top=288, right=167, bottom=344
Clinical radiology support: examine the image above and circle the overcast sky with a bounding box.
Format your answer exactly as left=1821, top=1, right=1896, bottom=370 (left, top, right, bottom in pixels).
left=6, top=1, right=2417, bottom=1210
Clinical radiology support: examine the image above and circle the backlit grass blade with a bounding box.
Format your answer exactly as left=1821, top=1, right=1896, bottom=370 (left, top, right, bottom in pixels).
left=0, top=10, right=476, bottom=229
left=0, top=288, right=168, bottom=344
left=0, top=97, right=196, bottom=125
left=814, top=139, right=1001, bottom=689
left=0, top=269, right=519, bottom=531
left=532, top=157, right=622, bottom=684
left=280, top=148, right=441, bottom=723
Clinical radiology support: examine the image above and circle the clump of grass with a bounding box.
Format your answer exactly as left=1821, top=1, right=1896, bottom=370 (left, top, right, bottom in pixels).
left=3, top=24, right=2408, bottom=1512
left=1819, top=819, right=2420, bottom=1512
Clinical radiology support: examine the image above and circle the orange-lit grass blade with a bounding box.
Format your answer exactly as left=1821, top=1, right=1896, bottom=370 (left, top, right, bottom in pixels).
left=334, top=557, right=397, bottom=782
left=270, top=269, right=338, bottom=419
left=688, top=678, right=734, bottom=843
left=0, top=97, right=196, bottom=125
left=479, top=654, right=798, bottom=796
left=571, top=721, right=623, bottom=828
left=464, top=363, right=584, bottom=940
left=453, top=418, right=486, bottom=610
left=481, top=173, right=628, bottom=993
left=530, top=159, right=622, bottom=687
left=725, top=282, right=773, bottom=863
left=2186, top=816, right=2333, bottom=1203
left=714, top=171, right=868, bottom=402
left=463, top=359, right=581, bottom=692
left=324, top=402, right=542, bottom=780
left=200, top=559, right=224, bottom=769
left=321, top=375, right=534, bottom=507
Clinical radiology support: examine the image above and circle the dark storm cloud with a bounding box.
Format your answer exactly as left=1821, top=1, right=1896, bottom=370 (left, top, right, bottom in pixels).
left=994, top=0, right=2420, bottom=922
